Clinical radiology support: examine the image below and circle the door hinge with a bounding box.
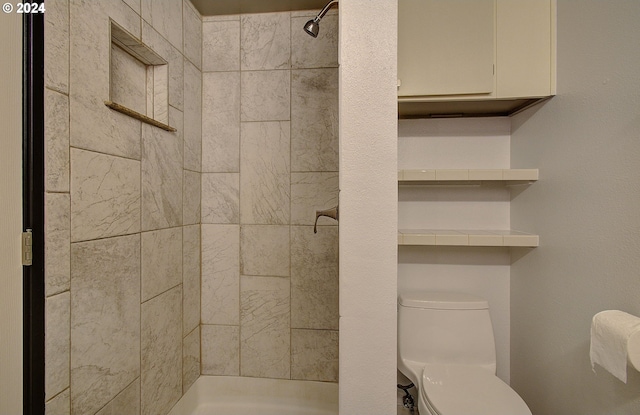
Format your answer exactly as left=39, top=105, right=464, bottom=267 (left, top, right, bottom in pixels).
left=22, top=229, right=33, bottom=266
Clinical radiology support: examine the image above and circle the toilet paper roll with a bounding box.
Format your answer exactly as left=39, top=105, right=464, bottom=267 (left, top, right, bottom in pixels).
left=590, top=310, right=640, bottom=383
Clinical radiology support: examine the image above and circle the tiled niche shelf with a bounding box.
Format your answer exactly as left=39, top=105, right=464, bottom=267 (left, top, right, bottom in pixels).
left=107, top=20, right=176, bottom=132
left=398, top=168, right=539, bottom=248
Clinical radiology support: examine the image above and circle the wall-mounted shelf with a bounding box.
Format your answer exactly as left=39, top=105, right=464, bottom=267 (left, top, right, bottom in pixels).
left=398, top=168, right=539, bottom=247
left=398, top=229, right=539, bottom=247
left=398, top=168, right=538, bottom=184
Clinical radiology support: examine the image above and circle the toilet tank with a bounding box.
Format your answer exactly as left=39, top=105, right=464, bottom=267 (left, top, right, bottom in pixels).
left=398, top=291, right=497, bottom=373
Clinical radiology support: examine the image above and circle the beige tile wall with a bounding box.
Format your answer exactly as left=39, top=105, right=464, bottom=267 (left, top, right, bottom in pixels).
left=44, top=0, right=201, bottom=414
left=45, top=3, right=339, bottom=415
left=200, top=9, right=339, bottom=383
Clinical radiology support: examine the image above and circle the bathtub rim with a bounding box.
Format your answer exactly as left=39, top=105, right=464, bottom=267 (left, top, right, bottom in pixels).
left=168, top=375, right=339, bottom=415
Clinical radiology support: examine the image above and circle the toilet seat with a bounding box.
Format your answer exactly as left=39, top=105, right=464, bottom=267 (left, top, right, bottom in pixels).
left=420, top=364, right=532, bottom=415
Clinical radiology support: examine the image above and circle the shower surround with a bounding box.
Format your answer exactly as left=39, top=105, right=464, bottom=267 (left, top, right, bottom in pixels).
left=43, top=0, right=338, bottom=414
left=199, top=10, right=339, bottom=381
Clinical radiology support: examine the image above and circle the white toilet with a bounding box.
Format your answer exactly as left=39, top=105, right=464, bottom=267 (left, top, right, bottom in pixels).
left=398, top=291, right=532, bottom=415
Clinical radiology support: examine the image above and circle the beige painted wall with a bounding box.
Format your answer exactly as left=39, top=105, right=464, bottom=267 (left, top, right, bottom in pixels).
left=398, top=117, right=513, bottom=383
left=0, top=11, right=23, bottom=415
left=339, top=0, right=398, bottom=412
left=510, top=1, right=640, bottom=413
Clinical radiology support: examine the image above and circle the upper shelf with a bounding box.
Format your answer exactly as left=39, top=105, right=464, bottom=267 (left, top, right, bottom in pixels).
left=398, top=168, right=538, bottom=184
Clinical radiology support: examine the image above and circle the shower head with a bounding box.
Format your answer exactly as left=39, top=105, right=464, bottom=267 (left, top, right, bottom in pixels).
left=303, top=17, right=320, bottom=37
left=303, top=0, right=338, bottom=38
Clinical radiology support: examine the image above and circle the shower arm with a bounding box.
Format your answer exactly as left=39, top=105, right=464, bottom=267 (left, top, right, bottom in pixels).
left=313, top=0, right=338, bottom=22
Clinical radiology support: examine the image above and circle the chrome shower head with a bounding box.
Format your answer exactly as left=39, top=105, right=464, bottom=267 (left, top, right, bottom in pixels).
left=303, top=17, right=320, bottom=37
left=303, top=0, right=338, bottom=38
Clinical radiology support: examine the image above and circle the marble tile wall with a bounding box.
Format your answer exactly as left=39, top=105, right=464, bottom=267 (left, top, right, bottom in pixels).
left=45, top=5, right=338, bottom=414
left=44, top=0, right=201, bottom=414
left=110, top=42, right=147, bottom=115
left=201, top=10, right=339, bottom=383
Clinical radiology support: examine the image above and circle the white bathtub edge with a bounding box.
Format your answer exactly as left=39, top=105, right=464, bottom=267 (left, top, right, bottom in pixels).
left=168, top=376, right=339, bottom=415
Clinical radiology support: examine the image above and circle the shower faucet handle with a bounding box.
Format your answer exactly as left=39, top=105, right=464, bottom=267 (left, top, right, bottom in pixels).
left=314, top=205, right=339, bottom=234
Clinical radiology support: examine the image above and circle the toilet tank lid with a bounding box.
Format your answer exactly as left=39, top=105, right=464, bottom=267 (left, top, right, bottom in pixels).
left=398, top=291, right=489, bottom=310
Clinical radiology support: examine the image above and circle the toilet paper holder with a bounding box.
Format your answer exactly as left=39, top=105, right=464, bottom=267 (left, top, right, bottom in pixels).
left=590, top=310, right=640, bottom=383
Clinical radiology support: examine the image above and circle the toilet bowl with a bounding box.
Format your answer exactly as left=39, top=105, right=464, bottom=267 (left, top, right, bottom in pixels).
left=397, top=291, right=531, bottom=415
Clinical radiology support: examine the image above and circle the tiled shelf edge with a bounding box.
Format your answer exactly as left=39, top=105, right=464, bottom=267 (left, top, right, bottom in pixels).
left=105, top=101, right=176, bottom=132
left=398, top=229, right=539, bottom=247
left=398, top=169, right=538, bottom=183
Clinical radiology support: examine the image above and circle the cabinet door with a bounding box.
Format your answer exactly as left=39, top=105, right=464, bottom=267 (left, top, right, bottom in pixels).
left=497, top=0, right=553, bottom=98
left=398, top=0, right=495, bottom=97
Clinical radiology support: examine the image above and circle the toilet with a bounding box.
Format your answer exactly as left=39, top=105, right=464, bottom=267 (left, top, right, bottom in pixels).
left=397, top=291, right=531, bottom=415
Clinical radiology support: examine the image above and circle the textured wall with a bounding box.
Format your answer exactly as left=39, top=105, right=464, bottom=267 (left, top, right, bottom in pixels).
left=199, top=9, right=339, bottom=382
left=338, top=0, right=398, bottom=413
left=510, top=1, right=640, bottom=414
left=44, top=0, right=202, bottom=414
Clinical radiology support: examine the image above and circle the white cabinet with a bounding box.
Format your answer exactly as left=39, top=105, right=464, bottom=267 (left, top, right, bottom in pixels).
left=398, top=0, right=495, bottom=97
left=496, top=0, right=555, bottom=98
left=398, top=0, right=556, bottom=117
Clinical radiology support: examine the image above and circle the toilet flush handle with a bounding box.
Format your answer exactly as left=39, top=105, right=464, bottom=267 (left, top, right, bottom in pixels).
left=314, top=205, right=338, bottom=233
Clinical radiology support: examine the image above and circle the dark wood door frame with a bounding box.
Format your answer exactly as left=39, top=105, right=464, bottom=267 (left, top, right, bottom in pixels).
left=23, top=11, right=45, bottom=415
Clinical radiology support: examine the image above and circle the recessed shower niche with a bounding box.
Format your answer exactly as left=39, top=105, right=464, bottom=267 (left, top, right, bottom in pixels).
left=107, top=20, right=176, bottom=132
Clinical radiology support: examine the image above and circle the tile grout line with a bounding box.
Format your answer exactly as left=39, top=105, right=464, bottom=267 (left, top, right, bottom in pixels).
left=289, top=12, right=294, bottom=380
left=237, top=12, right=243, bottom=378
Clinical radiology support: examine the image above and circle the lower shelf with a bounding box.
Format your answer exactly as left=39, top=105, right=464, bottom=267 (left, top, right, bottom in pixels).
left=398, top=229, right=539, bottom=247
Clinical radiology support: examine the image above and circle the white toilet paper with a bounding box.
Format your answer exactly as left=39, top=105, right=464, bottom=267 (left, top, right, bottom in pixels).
left=590, top=310, right=640, bottom=383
